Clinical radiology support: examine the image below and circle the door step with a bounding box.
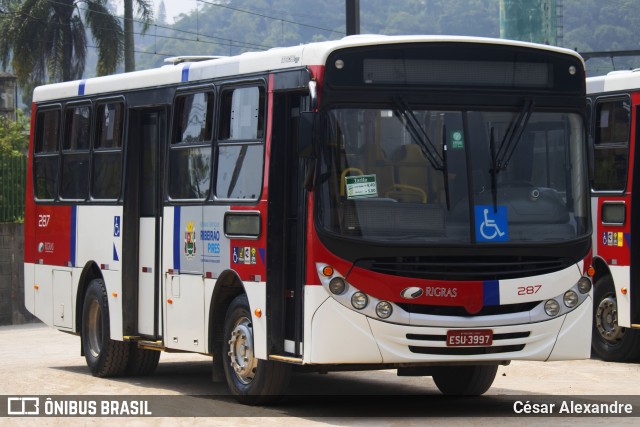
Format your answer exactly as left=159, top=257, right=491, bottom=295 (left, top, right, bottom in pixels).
left=269, top=354, right=303, bottom=364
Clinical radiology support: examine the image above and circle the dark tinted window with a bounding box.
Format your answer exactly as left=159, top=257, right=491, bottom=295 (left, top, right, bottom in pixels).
left=92, top=102, right=124, bottom=200
left=174, top=91, right=214, bottom=143
left=60, top=105, right=91, bottom=200
left=593, top=99, right=629, bottom=192
left=169, top=91, right=214, bottom=200
left=216, top=86, right=265, bottom=201
left=34, top=109, right=60, bottom=200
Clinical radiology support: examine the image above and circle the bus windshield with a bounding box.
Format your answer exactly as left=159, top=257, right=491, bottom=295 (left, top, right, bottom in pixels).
left=317, top=104, right=589, bottom=244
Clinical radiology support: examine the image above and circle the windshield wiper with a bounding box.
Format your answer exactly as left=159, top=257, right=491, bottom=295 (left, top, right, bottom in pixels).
left=489, top=126, right=498, bottom=212
left=488, top=99, right=535, bottom=212
left=442, top=123, right=450, bottom=210
left=493, top=99, right=535, bottom=171
left=393, top=96, right=443, bottom=171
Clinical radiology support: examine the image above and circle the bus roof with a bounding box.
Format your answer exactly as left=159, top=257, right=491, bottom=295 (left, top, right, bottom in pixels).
left=33, top=35, right=585, bottom=103
left=587, top=69, right=640, bottom=94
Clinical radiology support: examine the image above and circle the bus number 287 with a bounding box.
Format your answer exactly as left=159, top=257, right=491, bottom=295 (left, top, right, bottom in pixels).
left=517, top=285, right=541, bottom=295
left=38, top=214, right=51, bottom=228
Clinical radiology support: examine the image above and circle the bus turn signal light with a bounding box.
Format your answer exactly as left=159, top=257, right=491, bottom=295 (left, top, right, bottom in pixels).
left=255, top=308, right=262, bottom=318
left=322, top=266, right=334, bottom=277
left=622, top=287, right=628, bottom=295
left=587, top=266, right=596, bottom=277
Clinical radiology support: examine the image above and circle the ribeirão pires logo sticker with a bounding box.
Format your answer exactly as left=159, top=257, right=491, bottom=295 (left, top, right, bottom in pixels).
left=184, top=221, right=197, bottom=258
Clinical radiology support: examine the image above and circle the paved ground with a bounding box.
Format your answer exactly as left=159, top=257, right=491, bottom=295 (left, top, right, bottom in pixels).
left=0, top=323, right=639, bottom=426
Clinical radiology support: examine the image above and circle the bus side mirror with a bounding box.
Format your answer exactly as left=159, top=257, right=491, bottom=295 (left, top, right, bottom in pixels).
left=298, top=111, right=316, bottom=159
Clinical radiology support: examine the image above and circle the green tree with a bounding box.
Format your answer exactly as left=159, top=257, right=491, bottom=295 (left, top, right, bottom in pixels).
left=0, top=110, right=28, bottom=156
left=123, top=0, right=153, bottom=72
left=0, top=0, right=123, bottom=85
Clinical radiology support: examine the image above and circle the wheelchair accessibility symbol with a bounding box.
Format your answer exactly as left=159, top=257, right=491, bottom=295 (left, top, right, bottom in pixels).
left=475, top=205, right=509, bottom=242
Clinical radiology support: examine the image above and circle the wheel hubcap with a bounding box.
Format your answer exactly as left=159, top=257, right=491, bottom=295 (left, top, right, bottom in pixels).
left=227, top=316, right=258, bottom=384
left=86, top=299, right=103, bottom=357
left=596, top=295, right=625, bottom=343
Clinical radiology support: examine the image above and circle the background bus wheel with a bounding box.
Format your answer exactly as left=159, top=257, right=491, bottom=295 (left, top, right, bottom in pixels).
left=81, top=279, right=129, bottom=377
left=222, top=294, right=291, bottom=405
left=592, top=276, right=640, bottom=362
left=126, top=345, right=161, bottom=376
left=432, top=365, right=498, bottom=396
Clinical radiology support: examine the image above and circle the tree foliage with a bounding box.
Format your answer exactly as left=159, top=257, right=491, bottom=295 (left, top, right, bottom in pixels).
left=123, top=0, right=154, bottom=72
left=132, top=0, right=640, bottom=76
left=0, top=110, right=28, bottom=156
left=0, top=0, right=123, bottom=85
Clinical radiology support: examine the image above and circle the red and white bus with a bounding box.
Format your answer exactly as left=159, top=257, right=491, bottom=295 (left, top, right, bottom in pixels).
left=587, top=71, right=640, bottom=362
left=25, top=35, right=593, bottom=404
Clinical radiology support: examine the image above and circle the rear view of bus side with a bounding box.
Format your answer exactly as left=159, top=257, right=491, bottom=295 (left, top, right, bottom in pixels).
left=587, top=71, right=640, bottom=362
left=24, top=35, right=593, bottom=404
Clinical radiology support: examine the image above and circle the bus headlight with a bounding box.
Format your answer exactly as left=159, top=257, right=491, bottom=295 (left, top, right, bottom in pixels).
left=544, top=299, right=560, bottom=317
left=577, top=276, right=592, bottom=294
left=351, top=292, right=368, bottom=310
left=328, top=277, right=346, bottom=295
left=375, top=301, right=393, bottom=319
left=564, top=290, right=579, bottom=308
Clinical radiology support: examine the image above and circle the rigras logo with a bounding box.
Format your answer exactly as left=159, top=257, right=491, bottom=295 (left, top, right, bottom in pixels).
left=400, top=287, right=424, bottom=300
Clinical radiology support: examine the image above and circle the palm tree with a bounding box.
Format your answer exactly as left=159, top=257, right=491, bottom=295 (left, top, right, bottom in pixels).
left=123, top=0, right=153, bottom=72
left=0, top=0, right=123, bottom=85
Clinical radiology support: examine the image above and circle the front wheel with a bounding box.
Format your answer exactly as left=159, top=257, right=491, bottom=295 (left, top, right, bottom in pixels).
left=432, top=365, right=498, bottom=396
left=592, top=276, right=640, bottom=362
left=81, top=279, right=129, bottom=377
left=222, top=294, right=291, bottom=405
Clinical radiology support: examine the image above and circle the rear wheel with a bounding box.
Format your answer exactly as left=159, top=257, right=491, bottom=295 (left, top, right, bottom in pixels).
left=432, top=365, right=498, bottom=396
left=81, top=279, right=129, bottom=377
left=222, top=294, right=291, bottom=405
left=592, top=276, right=640, bottom=362
left=126, top=345, right=161, bottom=376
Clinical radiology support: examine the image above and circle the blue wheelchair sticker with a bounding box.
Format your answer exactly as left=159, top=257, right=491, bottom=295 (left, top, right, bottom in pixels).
left=114, top=216, right=121, bottom=237
left=475, top=205, right=508, bottom=242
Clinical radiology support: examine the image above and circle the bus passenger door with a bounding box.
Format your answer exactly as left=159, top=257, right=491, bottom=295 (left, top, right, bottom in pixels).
left=122, top=108, right=166, bottom=339
left=267, top=91, right=309, bottom=357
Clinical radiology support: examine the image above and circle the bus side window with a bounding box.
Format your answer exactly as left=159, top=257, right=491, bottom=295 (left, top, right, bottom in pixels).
left=33, top=109, right=61, bottom=201
left=215, top=86, right=265, bottom=201
left=593, top=99, right=630, bottom=192
left=168, top=90, right=214, bottom=200
left=60, top=105, right=91, bottom=200
left=92, top=102, right=124, bottom=200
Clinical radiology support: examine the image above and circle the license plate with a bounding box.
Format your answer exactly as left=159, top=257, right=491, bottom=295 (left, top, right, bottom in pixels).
left=446, top=329, right=493, bottom=347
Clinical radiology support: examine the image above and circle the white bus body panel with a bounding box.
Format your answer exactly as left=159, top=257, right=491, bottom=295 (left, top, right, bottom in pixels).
left=161, top=205, right=267, bottom=357
left=52, top=270, right=73, bottom=329
left=305, top=285, right=592, bottom=364
left=308, top=293, right=383, bottom=364
left=33, top=36, right=583, bottom=104
left=76, top=206, right=122, bottom=272
left=33, top=264, right=54, bottom=327
left=547, top=295, right=593, bottom=360
left=609, top=265, right=632, bottom=328
left=138, top=217, right=156, bottom=336
left=24, top=262, right=35, bottom=315
left=164, top=273, right=205, bottom=352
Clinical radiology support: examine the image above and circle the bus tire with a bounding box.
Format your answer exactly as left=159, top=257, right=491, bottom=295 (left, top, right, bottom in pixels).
left=126, top=345, right=161, bottom=376
left=81, top=279, right=129, bottom=377
left=432, top=365, right=498, bottom=396
left=222, top=294, right=291, bottom=405
left=592, top=275, right=640, bottom=362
